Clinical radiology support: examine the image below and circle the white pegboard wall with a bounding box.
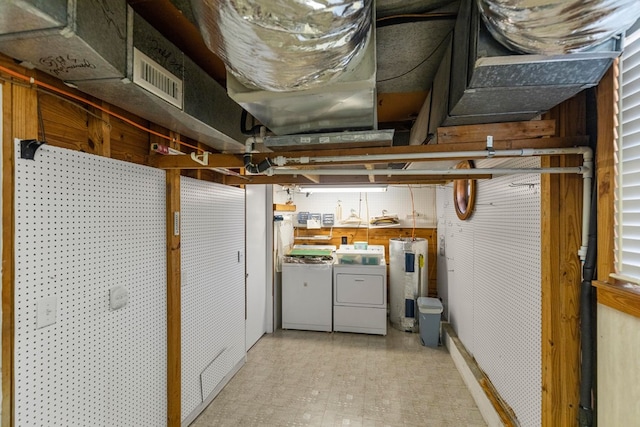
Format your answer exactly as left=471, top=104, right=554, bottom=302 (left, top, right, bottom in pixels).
left=472, top=157, right=541, bottom=427
left=14, top=142, right=167, bottom=427
left=180, top=177, right=246, bottom=422
left=437, top=157, right=541, bottom=427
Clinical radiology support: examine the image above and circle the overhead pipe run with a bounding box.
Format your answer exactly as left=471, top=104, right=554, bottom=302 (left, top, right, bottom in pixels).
left=259, top=143, right=594, bottom=263
left=269, top=146, right=593, bottom=166
left=265, top=167, right=586, bottom=176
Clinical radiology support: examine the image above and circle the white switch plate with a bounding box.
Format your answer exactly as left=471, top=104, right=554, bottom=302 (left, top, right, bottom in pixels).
left=110, top=286, right=129, bottom=310
left=36, top=296, right=57, bottom=329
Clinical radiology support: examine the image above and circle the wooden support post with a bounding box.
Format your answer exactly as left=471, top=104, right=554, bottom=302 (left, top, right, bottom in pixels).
left=3, top=83, right=39, bottom=427
left=541, top=154, right=583, bottom=426
left=166, top=169, right=181, bottom=426
left=596, top=64, right=616, bottom=281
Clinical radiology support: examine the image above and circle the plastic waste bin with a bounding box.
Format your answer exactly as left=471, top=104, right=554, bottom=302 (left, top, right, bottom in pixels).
left=417, top=297, right=443, bottom=347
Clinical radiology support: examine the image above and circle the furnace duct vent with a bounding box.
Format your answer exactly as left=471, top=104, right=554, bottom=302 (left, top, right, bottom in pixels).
left=0, top=2, right=248, bottom=153
left=133, top=48, right=183, bottom=109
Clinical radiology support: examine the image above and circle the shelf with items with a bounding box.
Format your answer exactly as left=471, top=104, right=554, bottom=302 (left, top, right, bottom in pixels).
left=294, top=225, right=333, bottom=241
left=273, top=203, right=296, bottom=212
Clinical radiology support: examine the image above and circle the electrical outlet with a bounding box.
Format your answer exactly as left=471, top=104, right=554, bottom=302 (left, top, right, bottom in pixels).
left=36, top=296, right=57, bottom=329
left=110, top=286, right=129, bottom=310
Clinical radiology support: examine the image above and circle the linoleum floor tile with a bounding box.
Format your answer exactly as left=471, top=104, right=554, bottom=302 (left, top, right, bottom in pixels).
left=190, top=327, right=487, bottom=427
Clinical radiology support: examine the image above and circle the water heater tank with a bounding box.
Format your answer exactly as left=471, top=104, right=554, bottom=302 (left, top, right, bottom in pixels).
left=389, top=238, right=428, bottom=332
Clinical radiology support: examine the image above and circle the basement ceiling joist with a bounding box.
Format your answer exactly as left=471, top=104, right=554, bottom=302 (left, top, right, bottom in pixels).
left=149, top=136, right=588, bottom=170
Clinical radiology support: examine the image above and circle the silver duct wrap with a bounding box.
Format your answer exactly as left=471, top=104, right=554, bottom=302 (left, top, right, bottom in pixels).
left=478, top=0, right=640, bottom=54
left=191, top=0, right=372, bottom=92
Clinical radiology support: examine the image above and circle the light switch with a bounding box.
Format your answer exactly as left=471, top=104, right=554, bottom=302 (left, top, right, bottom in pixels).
left=110, top=286, right=129, bottom=310
left=36, top=296, right=57, bottom=329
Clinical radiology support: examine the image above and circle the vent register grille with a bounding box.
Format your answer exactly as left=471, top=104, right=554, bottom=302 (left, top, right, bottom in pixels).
left=133, top=48, right=183, bottom=108
left=0, top=3, right=247, bottom=152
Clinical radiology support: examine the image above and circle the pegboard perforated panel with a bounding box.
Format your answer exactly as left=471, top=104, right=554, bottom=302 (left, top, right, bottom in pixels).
left=180, top=177, right=246, bottom=422
left=437, top=157, right=541, bottom=427
left=14, top=142, right=167, bottom=427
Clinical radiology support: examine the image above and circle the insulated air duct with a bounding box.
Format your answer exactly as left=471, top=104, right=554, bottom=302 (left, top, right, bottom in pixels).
left=427, top=0, right=623, bottom=128
left=190, top=0, right=372, bottom=92
left=190, top=0, right=377, bottom=136
left=478, top=0, right=640, bottom=54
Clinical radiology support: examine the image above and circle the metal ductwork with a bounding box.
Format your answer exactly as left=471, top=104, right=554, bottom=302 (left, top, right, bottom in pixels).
left=478, top=0, right=640, bottom=55
left=191, top=0, right=373, bottom=92
left=0, top=0, right=248, bottom=153
left=191, top=0, right=378, bottom=136
left=426, top=0, right=623, bottom=129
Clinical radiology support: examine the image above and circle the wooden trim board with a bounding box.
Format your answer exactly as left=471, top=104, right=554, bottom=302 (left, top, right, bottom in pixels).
left=443, top=323, right=517, bottom=427
left=166, top=169, right=181, bottom=426
left=594, top=280, right=640, bottom=319
left=3, top=83, right=39, bottom=427
left=596, top=64, right=616, bottom=282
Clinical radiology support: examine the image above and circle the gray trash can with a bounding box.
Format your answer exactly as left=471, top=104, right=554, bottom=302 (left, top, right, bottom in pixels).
left=417, top=297, right=443, bottom=348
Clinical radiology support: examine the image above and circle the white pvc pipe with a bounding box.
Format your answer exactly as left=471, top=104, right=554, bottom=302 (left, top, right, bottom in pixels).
left=267, top=143, right=595, bottom=262
left=579, top=149, right=594, bottom=262
left=266, top=167, right=586, bottom=176
left=272, top=146, right=592, bottom=166
left=245, top=136, right=264, bottom=153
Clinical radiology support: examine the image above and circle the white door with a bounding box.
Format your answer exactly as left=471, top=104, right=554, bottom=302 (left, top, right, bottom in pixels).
left=245, top=185, right=268, bottom=350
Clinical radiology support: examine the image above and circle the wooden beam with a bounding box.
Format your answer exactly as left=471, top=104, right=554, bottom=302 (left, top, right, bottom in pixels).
left=166, top=169, right=181, bottom=426
left=251, top=136, right=589, bottom=165
left=150, top=136, right=588, bottom=170
left=3, top=82, right=39, bottom=427
left=596, top=64, right=616, bottom=281
left=302, top=174, right=320, bottom=183
left=541, top=154, right=582, bottom=427
left=149, top=153, right=244, bottom=169
left=437, top=120, right=557, bottom=144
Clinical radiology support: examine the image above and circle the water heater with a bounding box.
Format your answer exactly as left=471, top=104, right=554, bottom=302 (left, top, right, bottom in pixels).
left=389, top=238, right=428, bottom=331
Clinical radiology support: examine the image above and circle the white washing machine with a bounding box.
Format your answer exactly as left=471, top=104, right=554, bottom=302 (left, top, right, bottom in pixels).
left=281, top=246, right=335, bottom=332
left=333, top=245, right=387, bottom=335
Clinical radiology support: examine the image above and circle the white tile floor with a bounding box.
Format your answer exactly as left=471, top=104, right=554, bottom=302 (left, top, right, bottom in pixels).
left=191, top=327, right=486, bottom=427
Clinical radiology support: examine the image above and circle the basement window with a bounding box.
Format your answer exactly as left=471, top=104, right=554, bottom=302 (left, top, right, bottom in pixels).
left=617, top=22, right=640, bottom=281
